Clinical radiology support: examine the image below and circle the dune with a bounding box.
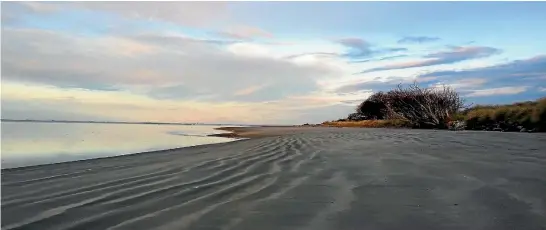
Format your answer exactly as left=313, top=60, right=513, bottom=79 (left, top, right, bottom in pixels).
left=2, top=127, right=546, bottom=230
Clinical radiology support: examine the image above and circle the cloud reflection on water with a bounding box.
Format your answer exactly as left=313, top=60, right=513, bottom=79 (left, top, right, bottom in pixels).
left=1, top=122, right=235, bottom=168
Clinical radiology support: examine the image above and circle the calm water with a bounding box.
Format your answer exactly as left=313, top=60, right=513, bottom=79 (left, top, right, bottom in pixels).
left=1, top=122, right=238, bottom=169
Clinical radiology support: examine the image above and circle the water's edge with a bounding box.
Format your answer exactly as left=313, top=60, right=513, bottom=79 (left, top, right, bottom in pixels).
left=1, top=125, right=246, bottom=170
left=1, top=131, right=248, bottom=171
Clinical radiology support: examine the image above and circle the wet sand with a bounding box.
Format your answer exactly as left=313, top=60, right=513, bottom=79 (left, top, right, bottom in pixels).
left=210, top=126, right=312, bottom=138
left=2, top=127, right=546, bottom=230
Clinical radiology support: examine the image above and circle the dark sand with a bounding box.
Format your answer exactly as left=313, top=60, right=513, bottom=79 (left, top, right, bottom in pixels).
left=2, top=127, right=546, bottom=230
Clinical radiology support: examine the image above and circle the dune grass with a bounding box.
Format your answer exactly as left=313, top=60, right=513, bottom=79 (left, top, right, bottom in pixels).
left=463, top=97, right=546, bottom=131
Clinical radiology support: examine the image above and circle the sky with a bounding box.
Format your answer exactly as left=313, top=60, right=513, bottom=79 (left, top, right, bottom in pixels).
left=1, top=2, right=546, bottom=125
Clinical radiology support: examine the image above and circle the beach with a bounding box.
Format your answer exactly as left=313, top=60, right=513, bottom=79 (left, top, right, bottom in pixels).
left=2, top=126, right=546, bottom=230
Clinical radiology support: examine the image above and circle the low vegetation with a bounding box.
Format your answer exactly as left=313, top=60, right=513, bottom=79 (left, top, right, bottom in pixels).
left=462, top=98, right=546, bottom=132
left=322, top=119, right=411, bottom=128
left=323, top=82, right=545, bottom=132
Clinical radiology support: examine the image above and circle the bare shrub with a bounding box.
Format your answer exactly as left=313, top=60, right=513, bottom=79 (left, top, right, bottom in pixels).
left=356, top=92, right=388, bottom=120
left=377, top=82, right=465, bottom=128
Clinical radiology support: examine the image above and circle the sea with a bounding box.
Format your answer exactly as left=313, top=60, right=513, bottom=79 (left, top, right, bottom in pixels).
left=1, top=121, right=239, bottom=169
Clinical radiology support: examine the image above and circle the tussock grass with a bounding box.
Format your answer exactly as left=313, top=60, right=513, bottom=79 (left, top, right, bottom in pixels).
left=462, top=97, right=546, bottom=131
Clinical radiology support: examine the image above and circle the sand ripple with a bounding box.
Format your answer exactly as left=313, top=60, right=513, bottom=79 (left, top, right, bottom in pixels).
left=2, top=128, right=546, bottom=230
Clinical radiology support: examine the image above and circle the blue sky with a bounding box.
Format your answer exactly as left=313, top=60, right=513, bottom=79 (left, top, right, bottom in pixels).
left=2, top=2, right=546, bottom=124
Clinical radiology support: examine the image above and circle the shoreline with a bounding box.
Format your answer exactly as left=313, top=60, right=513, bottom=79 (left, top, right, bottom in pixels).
left=209, top=125, right=334, bottom=138
left=3, top=125, right=541, bottom=171
left=209, top=126, right=294, bottom=138
left=1, top=139, right=245, bottom=172
left=1, top=126, right=327, bottom=171
left=2, top=126, right=306, bottom=171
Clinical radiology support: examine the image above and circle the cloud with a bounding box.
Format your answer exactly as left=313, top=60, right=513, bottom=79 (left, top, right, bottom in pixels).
left=425, top=46, right=499, bottom=61
left=216, top=25, right=273, bottom=40
left=2, top=28, right=345, bottom=103
left=340, top=55, right=545, bottom=101
left=1, top=2, right=45, bottom=24
left=379, top=54, right=409, bottom=60
left=69, top=2, right=230, bottom=27
left=226, top=42, right=275, bottom=57
left=16, top=2, right=60, bottom=13
left=333, top=54, right=545, bottom=104
left=1, top=28, right=164, bottom=88
left=335, top=76, right=412, bottom=94
left=339, top=99, right=366, bottom=106
left=419, top=55, right=546, bottom=87
left=334, top=37, right=407, bottom=59
left=284, top=52, right=339, bottom=59
left=1, top=27, right=357, bottom=124
left=1, top=83, right=263, bottom=124
left=1, top=82, right=352, bottom=125
left=233, top=84, right=269, bottom=96
left=360, top=46, right=501, bottom=73
left=466, top=86, right=528, bottom=97
left=432, top=78, right=488, bottom=90
left=383, top=47, right=408, bottom=53
left=1, top=1, right=60, bottom=24
left=397, top=36, right=440, bottom=44
left=416, top=55, right=546, bottom=103
left=292, top=104, right=356, bottom=124
left=145, top=85, right=213, bottom=100
left=1, top=99, right=111, bottom=122
left=131, top=33, right=237, bottom=47
left=349, top=54, right=409, bottom=63
left=335, top=38, right=373, bottom=58
left=2, top=2, right=232, bottom=28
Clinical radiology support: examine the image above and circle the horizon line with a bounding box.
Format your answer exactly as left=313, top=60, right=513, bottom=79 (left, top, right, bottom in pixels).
left=0, top=118, right=261, bottom=127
